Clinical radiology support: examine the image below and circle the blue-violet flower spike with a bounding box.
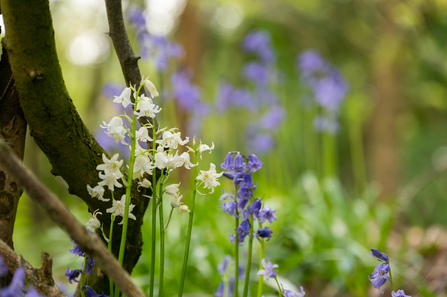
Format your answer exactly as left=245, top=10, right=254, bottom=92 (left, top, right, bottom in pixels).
left=368, top=263, right=390, bottom=293
left=370, top=248, right=389, bottom=263
left=257, top=258, right=278, bottom=280
left=259, top=207, right=277, bottom=224
left=256, top=227, right=273, bottom=241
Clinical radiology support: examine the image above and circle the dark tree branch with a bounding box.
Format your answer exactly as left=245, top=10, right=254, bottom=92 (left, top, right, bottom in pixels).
left=0, top=138, right=146, bottom=297
left=0, top=39, right=27, bottom=250
left=0, top=240, right=66, bottom=297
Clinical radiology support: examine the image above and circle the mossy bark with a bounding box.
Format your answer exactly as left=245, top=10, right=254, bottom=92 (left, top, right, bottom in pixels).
left=0, top=0, right=149, bottom=294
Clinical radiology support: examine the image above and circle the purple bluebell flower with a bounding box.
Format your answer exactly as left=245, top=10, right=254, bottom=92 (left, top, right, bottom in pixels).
left=242, top=210, right=250, bottom=221
left=69, top=240, right=85, bottom=257
left=220, top=152, right=234, bottom=171
left=220, top=201, right=239, bottom=218
left=126, top=6, right=146, bottom=30
left=238, top=187, right=253, bottom=201
left=392, top=290, right=411, bottom=297
left=248, top=133, right=274, bottom=154
left=235, top=220, right=250, bottom=244
left=256, top=227, right=273, bottom=241
left=223, top=171, right=236, bottom=180
left=259, top=207, right=277, bottom=224
left=217, top=256, right=232, bottom=275
left=242, top=31, right=275, bottom=64
left=229, top=233, right=236, bottom=243
left=313, top=71, right=348, bottom=111
left=0, top=254, right=9, bottom=276
left=370, top=248, right=389, bottom=263
left=282, top=286, right=306, bottom=297
left=65, top=268, right=81, bottom=284
left=219, top=188, right=234, bottom=200
left=297, top=50, right=330, bottom=86
left=368, top=263, right=390, bottom=293
left=247, top=154, right=263, bottom=173
left=0, top=267, right=25, bottom=297
left=233, top=173, right=245, bottom=186
left=241, top=173, right=255, bottom=189
left=83, top=286, right=109, bottom=297
left=232, top=88, right=256, bottom=111
left=81, top=256, right=96, bottom=274
left=257, top=258, right=278, bottom=280
left=26, top=288, right=45, bottom=297
left=243, top=62, right=269, bottom=84
left=238, top=264, right=245, bottom=279
left=171, top=69, right=201, bottom=113
left=237, top=194, right=250, bottom=211
left=247, top=198, right=262, bottom=218
left=257, top=105, right=286, bottom=131
left=233, top=153, right=246, bottom=173
left=214, top=281, right=224, bottom=297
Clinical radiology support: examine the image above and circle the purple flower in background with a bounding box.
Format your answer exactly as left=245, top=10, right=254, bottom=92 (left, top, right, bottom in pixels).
left=101, top=83, right=126, bottom=98
left=368, top=263, right=390, bottom=293
left=126, top=5, right=146, bottom=30
left=257, top=258, right=278, bottom=280
left=392, top=290, right=411, bottom=297
left=259, top=207, right=277, bottom=224
left=216, top=81, right=234, bottom=112
left=243, top=62, right=269, bottom=84
left=26, top=288, right=46, bottom=297
left=298, top=50, right=330, bottom=86
left=256, top=227, right=273, bottom=241
left=248, top=133, right=274, bottom=154
left=257, top=105, right=286, bottom=131
left=0, top=267, right=25, bottom=297
left=248, top=154, right=263, bottom=173
left=65, top=268, right=81, bottom=284
left=283, top=287, right=306, bottom=297
left=231, top=88, right=256, bottom=111
left=242, top=31, right=275, bottom=64
left=313, top=70, right=348, bottom=111
left=0, top=254, right=9, bottom=276
left=370, top=248, right=389, bottom=263
left=217, top=256, right=232, bottom=275
left=171, top=69, right=201, bottom=112
left=220, top=201, right=239, bottom=218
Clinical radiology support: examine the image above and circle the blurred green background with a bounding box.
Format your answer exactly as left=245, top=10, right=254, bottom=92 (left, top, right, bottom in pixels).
left=9, top=0, right=447, bottom=296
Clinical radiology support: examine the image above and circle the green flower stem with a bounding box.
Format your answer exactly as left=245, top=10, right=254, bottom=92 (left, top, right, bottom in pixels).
left=158, top=172, right=165, bottom=297
left=164, top=207, right=174, bottom=230
left=149, top=123, right=157, bottom=297
left=274, top=277, right=282, bottom=297
left=234, top=211, right=240, bottom=297
left=242, top=214, right=254, bottom=297
left=80, top=255, right=88, bottom=297
left=108, top=214, right=116, bottom=297
left=115, top=84, right=143, bottom=297
left=389, top=264, right=395, bottom=292
left=257, top=223, right=265, bottom=297
left=178, top=151, right=198, bottom=297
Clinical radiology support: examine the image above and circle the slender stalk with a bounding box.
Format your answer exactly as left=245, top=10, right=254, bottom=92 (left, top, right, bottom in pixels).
left=108, top=214, right=116, bottom=297
left=257, top=224, right=265, bottom=297
left=158, top=172, right=165, bottom=297
left=234, top=185, right=239, bottom=297
left=388, top=264, right=395, bottom=292
left=242, top=214, right=254, bottom=297
left=115, top=84, right=142, bottom=297
left=80, top=256, right=88, bottom=297
left=274, top=277, right=282, bottom=297
left=178, top=151, right=198, bottom=297
left=149, top=122, right=157, bottom=297
left=164, top=207, right=174, bottom=230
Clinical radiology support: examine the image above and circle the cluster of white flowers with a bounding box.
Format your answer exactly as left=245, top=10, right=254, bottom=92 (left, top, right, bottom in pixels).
left=84, top=77, right=223, bottom=232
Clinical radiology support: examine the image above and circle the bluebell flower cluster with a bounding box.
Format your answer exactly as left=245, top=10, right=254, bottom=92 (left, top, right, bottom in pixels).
left=65, top=238, right=96, bottom=284
left=297, top=50, right=348, bottom=134
left=220, top=152, right=277, bottom=245
left=215, top=30, right=286, bottom=154
left=0, top=258, right=45, bottom=297
left=368, top=248, right=392, bottom=294
left=83, top=285, right=110, bottom=297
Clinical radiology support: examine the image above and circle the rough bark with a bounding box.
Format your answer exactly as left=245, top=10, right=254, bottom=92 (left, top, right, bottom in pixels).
left=0, top=239, right=66, bottom=297
left=0, top=140, right=146, bottom=297
left=0, top=0, right=149, bottom=293
left=0, top=42, right=26, bottom=250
